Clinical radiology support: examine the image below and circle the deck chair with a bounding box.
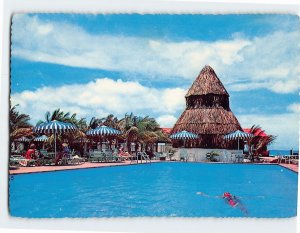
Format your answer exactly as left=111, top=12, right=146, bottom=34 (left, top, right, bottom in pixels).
left=111, top=150, right=126, bottom=162
left=88, top=151, right=105, bottom=162
left=236, top=153, right=244, bottom=163
left=180, top=149, right=188, bottom=162
left=103, top=150, right=113, bottom=162
left=68, top=155, right=85, bottom=165
left=154, top=152, right=161, bottom=160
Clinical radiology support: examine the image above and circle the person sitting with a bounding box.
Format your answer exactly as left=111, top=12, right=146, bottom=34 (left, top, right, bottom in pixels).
left=55, top=143, right=71, bottom=165
left=62, top=143, right=71, bottom=158
left=24, top=143, right=36, bottom=160
left=118, top=146, right=131, bottom=159
left=22, top=143, right=41, bottom=166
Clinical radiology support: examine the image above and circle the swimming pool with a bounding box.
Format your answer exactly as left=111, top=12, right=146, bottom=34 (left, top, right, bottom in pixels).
left=9, top=162, right=298, bottom=218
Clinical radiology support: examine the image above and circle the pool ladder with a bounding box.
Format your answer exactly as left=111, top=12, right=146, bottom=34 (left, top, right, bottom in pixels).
left=137, top=152, right=151, bottom=164
left=134, top=152, right=151, bottom=164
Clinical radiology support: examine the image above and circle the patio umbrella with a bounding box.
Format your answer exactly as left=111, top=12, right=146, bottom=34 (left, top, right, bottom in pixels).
left=15, top=136, right=31, bottom=142
left=34, top=135, right=49, bottom=142
left=86, top=125, right=121, bottom=150
left=224, top=130, right=253, bottom=150
left=33, top=120, right=77, bottom=157
left=86, top=125, right=121, bottom=136
left=170, top=130, right=199, bottom=147
left=34, top=135, right=49, bottom=149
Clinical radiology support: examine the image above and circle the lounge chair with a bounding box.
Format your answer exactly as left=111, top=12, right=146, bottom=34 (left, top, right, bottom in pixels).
left=236, top=153, right=244, bottom=163
left=290, top=155, right=299, bottom=165
left=103, top=150, right=113, bottom=162
left=68, top=155, right=85, bottom=165
left=180, top=149, right=188, bottom=162
left=159, top=152, right=167, bottom=161
left=111, top=150, right=126, bottom=162
left=9, top=155, right=27, bottom=168
left=154, top=152, right=161, bottom=160
left=88, top=151, right=105, bottom=163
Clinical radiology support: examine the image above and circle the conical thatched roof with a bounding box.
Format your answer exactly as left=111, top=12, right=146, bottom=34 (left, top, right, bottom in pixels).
left=186, top=65, right=229, bottom=97
left=173, top=109, right=241, bottom=135
left=172, top=65, right=242, bottom=149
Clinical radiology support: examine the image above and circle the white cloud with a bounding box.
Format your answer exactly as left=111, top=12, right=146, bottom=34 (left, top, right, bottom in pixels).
left=156, top=115, right=178, bottom=128
left=237, top=113, right=299, bottom=150
left=287, top=103, right=300, bottom=114
left=12, top=14, right=300, bottom=94
left=11, top=14, right=249, bottom=80
left=228, top=30, right=300, bottom=94
left=11, top=78, right=186, bottom=125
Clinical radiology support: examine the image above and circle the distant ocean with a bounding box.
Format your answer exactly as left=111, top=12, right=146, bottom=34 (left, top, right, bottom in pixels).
left=269, top=150, right=299, bottom=156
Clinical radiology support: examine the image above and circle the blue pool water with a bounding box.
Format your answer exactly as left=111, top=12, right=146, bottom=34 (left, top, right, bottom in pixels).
left=9, top=162, right=298, bottom=218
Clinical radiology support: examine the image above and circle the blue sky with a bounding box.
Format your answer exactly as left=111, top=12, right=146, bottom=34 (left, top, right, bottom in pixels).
left=10, top=14, right=300, bottom=149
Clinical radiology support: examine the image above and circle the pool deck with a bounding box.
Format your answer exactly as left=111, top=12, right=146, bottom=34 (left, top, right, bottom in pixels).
left=9, top=160, right=160, bottom=175
left=279, top=163, right=298, bottom=173
left=9, top=160, right=298, bottom=175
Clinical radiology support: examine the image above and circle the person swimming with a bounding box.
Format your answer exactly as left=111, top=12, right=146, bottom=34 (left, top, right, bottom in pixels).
left=223, top=192, right=239, bottom=207
left=196, top=191, right=248, bottom=215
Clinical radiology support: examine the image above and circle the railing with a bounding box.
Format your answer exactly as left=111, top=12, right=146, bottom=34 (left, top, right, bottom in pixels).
left=134, top=152, right=151, bottom=164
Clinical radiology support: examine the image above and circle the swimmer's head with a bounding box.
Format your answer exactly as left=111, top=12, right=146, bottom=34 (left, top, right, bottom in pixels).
left=223, top=192, right=231, bottom=198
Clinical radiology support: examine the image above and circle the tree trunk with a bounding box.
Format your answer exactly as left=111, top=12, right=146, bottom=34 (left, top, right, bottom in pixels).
left=127, top=138, right=131, bottom=153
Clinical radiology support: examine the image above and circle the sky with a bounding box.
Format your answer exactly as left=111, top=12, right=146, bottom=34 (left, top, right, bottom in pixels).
left=10, top=13, right=300, bottom=150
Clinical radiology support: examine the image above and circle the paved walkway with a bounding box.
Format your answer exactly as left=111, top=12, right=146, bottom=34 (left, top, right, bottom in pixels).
left=9, top=160, right=158, bottom=175
left=279, top=163, right=298, bottom=173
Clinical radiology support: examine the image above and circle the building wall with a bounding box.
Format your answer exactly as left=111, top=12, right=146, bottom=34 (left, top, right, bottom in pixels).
left=172, top=148, right=243, bottom=162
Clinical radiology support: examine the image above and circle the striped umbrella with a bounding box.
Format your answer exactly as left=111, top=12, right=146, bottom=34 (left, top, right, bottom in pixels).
left=170, top=130, right=198, bottom=147
left=15, top=136, right=31, bottom=142
left=33, top=120, right=77, bottom=157
left=34, top=135, right=49, bottom=142
left=86, top=125, right=121, bottom=150
left=170, top=130, right=198, bottom=140
left=86, top=125, right=121, bottom=136
left=224, top=130, right=253, bottom=150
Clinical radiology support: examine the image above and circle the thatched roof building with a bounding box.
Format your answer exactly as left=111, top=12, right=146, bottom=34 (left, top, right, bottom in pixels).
left=171, top=65, right=242, bottom=149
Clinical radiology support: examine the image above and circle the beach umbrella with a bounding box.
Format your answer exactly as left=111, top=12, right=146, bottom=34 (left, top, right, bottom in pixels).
left=33, top=120, right=77, bottom=157
left=170, top=130, right=199, bottom=147
left=34, top=135, right=49, bottom=149
left=86, top=125, right=121, bottom=150
left=15, top=136, right=31, bottom=142
left=86, top=125, right=121, bottom=136
left=224, top=130, right=253, bottom=150
left=34, top=135, right=49, bottom=142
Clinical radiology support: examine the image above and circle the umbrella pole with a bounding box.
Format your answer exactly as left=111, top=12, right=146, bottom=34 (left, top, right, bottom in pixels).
left=238, top=138, right=240, bottom=151
left=54, top=130, right=57, bottom=158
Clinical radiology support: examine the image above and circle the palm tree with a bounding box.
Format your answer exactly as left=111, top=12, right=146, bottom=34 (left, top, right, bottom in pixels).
left=119, top=113, right=138, bottom=152
left=88, top=117, right=104, bottom=130
left=10, top=105, right=33, bottom=141
left=119, top=113, right=169, bottom=153
left=103, top=114, right=121, bottom=130
left=246, top=125, right=276, bottom=161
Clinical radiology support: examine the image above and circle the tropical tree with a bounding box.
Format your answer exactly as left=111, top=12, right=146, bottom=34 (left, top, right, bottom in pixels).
left=118, top=113, right=138, bottom=152
left=10, top=105, right=33, bottom=141
left=119, top=113, right=169, bottom=153
left=88, top=117, right=104, bottom=130
left=246, top=125, right=276, bottom=161
left=103, top=114, right=121, bottom=130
